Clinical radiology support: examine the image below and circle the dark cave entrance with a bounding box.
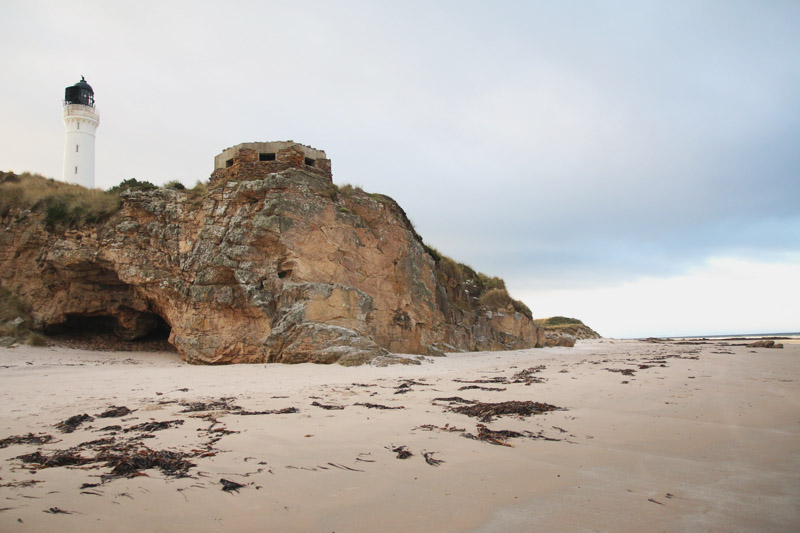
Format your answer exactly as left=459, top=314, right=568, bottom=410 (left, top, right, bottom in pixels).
left=46, top=312, right=176, bottom=352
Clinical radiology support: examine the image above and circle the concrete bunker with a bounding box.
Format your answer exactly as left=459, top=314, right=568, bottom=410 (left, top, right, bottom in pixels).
left=210, top=141, right=332, bottom=186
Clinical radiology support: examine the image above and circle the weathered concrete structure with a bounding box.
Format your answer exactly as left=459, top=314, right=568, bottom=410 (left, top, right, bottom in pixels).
left=212, top=142, right=332, bottom=186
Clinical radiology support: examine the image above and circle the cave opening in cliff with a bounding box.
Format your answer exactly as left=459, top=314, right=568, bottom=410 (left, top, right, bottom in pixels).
left=45, top=312, right=175, bottom=352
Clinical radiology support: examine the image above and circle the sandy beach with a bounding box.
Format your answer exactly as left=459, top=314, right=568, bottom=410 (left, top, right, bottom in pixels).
left=1, top=338, right=798, bottom=532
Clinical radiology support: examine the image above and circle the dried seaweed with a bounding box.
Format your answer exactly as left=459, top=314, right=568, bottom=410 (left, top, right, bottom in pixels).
left=457, top=385, right=507, bottom=391
left=124, top=420, right=184, bottom=433
left=510, top=366, right=547, bottom=385
left=0, top=480, right=43, bottom=488
left=432, top=396, right=476, bottom=404
left=463, top=424, right=524, bottom=447
left=394, top=379, right=430, bottom=393
left=233, top=407, right=299, bottom=416
left=55, top=414, right=94, bottom=433
left=450, top=400, right=562, bottom=422
left=415, top=424, right=466, bottom=433
left=97, top=406, right=132, bottom=418
left=44, top=507, right=72, bottom=514
left=78, top=437, right=115, bottom=449
left=101, top=447, right=196, bottom=478
left=606, top=368, right=636, bottom=376
left=220, top=478, right=245, bottom=492
left=15, top=450, right=92, bottom=469
left=311, top=401, right=344, bottom=410
left=0, top=433, right=54, bottom=449
left=388, top=445, right=413, bottom=459
left=453, top=376, right=507, bottom=384
left=453, top=366, right=547, bottom=387
left=327, top=462, right=364, bottom=472
left=355, top=403, right=404, bottom=410
left=180, top=398, right=240, bottom=413
left=422, top=451, right=444, bottom=466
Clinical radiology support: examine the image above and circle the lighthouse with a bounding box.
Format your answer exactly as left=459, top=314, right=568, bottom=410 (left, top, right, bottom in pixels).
left=61, top=76, right=99, bottom=188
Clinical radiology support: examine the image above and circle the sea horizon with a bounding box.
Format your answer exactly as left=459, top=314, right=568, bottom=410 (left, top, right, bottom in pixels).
left=627, top=331, right=800, bottom=340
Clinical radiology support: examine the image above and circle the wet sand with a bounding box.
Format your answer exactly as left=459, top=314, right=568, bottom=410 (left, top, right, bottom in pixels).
left=1, top=338, right=798, bottom=532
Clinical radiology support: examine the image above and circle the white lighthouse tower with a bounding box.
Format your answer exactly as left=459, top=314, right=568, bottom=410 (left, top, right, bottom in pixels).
left=61, top=76, right=99, bottom=188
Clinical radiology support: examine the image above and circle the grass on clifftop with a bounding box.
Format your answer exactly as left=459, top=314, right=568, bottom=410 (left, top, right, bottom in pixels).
left=533, top=316, right=601, bottom=338
left=533, top=316, right=586, bottom=327
left=425, top=244, right=532, bottom=319
left=1, top=172, right=207, bottom=228
left=0, top=171, right=121, bottom=227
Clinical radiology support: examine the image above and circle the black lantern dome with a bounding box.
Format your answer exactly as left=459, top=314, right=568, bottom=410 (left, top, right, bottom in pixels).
left=64, top=76, right=95, bottom=107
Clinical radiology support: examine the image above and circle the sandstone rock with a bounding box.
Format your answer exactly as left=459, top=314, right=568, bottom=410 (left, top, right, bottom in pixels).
left=0, top=168, right=545, bottom=364
left=747, top=340, right=774, bottom=348
left=746, top=340, right=783, bottom=349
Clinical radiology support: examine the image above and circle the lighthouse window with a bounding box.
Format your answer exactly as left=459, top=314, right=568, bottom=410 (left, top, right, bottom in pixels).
left=77, top=122, right=80, bottom=130
left=76, top=144, right=79, bottom=153
left=75, top=166, right=78, bottom=175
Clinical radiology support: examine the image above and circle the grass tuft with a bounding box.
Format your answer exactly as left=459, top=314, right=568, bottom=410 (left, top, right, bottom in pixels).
left=164, top=180, right=186, bottom=190
left=1, top=171, right=121, bottom=227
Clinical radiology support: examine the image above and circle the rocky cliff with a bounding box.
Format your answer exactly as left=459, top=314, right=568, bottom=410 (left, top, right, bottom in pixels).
left=1, top=165, right=563, bottom=365
left=533, top=316, right=602, bottom=346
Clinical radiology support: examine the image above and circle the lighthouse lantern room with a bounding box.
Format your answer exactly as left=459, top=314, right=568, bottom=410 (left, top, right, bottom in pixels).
left=61, top=76, right=99, bottom=188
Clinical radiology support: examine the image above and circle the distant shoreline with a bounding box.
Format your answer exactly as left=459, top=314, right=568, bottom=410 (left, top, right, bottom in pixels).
left=631, top=331, right=800, bottom=341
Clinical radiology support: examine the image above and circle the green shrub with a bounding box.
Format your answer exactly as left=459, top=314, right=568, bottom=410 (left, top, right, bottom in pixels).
left=511, top=299, right=533, bottom=319
left=458, top=262, right=478, bottom=282
left=423, top=244, right=442, bottom=263
left=164, top=180, right=186, bottom=190
left=319, top=183, right=339, bottom=201
left=339, top=183, right=364, bottom=196
left=45, top=198, right=70, bottom=226
left=477, top=273, right=506, bottom=291
left=25, top=332, right=49, bottom=346
left=107, top=178, right=157, bottom=193
left=541, top=316, right=583, bottom=326
left=480, top=288, right=513, bottom=310
left=437, top=255, right=462, bottom=283
left=192, top=180, right=208, bottom=194
left=185, top=180, right=209, bottom=208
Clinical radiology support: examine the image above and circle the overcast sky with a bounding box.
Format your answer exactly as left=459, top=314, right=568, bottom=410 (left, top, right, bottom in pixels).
left=2, top=0, right=798, bottom=337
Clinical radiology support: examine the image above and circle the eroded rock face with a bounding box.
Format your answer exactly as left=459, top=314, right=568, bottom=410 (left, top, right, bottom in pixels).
left=1, top=168, right=547, bottom=364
